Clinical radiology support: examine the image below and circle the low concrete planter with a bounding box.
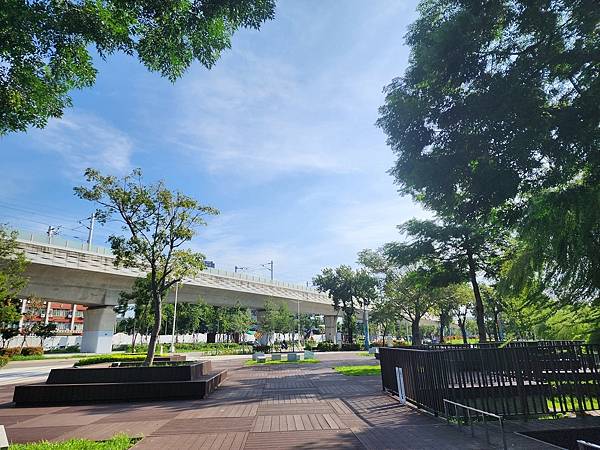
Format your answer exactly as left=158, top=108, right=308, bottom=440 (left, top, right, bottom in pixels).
left=271, top=354, right=282, bottom=361
left=252, top=352, right=265, bottom=361
left=13, top=360, right=227, bottom=407
left=304, top=350, right=315, bottom=359
left=47, top=360, right=212, bottom=384
left=287, top=353, right=304, bottom=362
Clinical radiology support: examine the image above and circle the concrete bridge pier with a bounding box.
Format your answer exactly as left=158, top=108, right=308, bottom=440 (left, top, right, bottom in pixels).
left=324, top=314, right=338, bottom=343
left=80, top=306, right=116, bottom=354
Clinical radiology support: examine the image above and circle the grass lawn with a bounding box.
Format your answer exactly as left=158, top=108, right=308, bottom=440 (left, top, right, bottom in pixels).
left=9, top=434, right=135, bottom=449
left=245, top=358, right=319, bottom=366
left=356, top=352, right=375, bottom=357
left=445, top=338, right=479, bottom=345
left=334, top=365, right=381, bottom=376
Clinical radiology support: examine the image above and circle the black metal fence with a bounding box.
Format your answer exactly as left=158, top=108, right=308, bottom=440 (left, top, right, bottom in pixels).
left=380, top=342, right=600, bottom=418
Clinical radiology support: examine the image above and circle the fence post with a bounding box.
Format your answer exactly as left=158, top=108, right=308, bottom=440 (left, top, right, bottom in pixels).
left=396, top=367, right=406, bottom=405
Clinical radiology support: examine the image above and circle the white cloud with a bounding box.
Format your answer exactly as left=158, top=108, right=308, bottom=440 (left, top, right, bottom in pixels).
left=32, top=110, right=133, bottom=176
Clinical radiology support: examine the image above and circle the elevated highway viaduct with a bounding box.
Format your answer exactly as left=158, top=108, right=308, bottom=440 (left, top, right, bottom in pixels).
left=15, top=232, right=338, bottom=353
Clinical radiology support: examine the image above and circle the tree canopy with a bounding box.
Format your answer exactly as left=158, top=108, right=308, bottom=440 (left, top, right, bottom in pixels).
left=378, top=0, right=599, bottom=220
left=1, top=0, right=276, bottom=134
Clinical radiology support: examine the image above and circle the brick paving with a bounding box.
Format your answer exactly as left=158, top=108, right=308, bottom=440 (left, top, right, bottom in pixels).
left=0, top=353, right=569, bottom=449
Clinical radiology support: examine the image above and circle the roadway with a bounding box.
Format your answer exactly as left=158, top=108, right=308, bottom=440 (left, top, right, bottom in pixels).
left=0, top=359, right=77, bottom=386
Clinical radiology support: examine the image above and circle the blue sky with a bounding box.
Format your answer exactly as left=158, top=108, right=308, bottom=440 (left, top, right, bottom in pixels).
left=1, top=1, right=428, bottom=285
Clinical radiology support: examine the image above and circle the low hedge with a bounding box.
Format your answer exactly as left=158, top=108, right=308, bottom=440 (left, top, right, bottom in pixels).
left=315, top=341, right=363, bottom=352
left=340, top=343, right=361, bottom=351
left=0, top=356, right=8, bottom=368
left=252, top=345, right=271, bottom=353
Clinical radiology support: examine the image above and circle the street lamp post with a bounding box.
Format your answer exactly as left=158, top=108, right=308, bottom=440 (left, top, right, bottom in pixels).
left=170, top=282, right=180, bottom=353
left=363, top=305, right=370, bottom=351
left=297, top=299, right=301, bottom=349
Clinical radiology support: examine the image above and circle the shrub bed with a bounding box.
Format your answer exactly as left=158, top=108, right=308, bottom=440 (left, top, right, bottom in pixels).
left=22, top=346, right=44, bottom=356
left=125, top=342, right=252, bottom=355
left=74, top=354, right=149, bottom=367
left=0, top=347, right=22, bottom=357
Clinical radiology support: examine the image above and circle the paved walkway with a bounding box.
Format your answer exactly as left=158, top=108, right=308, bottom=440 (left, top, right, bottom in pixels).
left=0, top=354, right=558, bottom=449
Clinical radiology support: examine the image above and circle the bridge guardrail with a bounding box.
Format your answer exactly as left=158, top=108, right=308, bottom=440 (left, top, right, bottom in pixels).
left=16, top=229, right=320, bottom=294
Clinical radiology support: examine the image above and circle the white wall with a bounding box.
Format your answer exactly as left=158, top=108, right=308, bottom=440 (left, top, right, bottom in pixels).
left=3, top=331, right=328, bottom=351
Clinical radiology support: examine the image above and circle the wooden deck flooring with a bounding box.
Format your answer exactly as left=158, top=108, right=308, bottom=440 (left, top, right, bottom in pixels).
left=0, top=354, right=579, bottom=449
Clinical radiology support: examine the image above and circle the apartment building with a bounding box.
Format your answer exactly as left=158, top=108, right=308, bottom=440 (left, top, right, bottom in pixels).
left=19, top=300, right=86, bottom=335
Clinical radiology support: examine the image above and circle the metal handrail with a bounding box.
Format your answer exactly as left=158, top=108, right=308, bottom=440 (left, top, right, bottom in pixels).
left=443, top=399, right=507, bottom=450
left=579, top=441, right=600, bottom=450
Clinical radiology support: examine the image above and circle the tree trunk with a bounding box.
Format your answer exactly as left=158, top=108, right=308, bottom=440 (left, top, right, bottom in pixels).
left=458, top=318, right=468, bottom=344
left=466, top=248, right=487, bottom=343
left=439, top=311, right=447, bottom=344
left=493, top=309, right=500, bottom=342
left=144, top=293, right=162, bottom=366
left=411, top=319, right=421, bottom=346
left=345, top=312, right=354, bottom=344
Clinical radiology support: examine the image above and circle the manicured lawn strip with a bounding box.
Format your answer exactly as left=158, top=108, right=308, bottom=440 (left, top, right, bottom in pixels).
left=356, top=352, right=374, bottom=357
left=333, top=365, right=381, bottom=376
left=11, top=354, right=83, bottom=361
left=9, top=434, right=135, bottom=449
left=245, top=358, right=319, bottom=366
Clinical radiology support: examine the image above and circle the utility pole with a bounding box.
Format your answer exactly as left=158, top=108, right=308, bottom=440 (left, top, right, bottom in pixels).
left=46, top=226, right=59, bottom=243
left=86, top=213, right=95, bottom=251
left=261, top=260, right=274, bottom=280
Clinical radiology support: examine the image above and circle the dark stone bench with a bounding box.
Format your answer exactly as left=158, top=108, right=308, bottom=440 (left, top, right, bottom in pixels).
left=13, top=361, right=227, bottom=407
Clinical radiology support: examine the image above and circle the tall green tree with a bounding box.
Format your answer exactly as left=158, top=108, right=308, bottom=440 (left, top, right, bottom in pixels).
left=0, top=226, right=28, bottom=345
left=0, top=226, right=28, bottom=302
left=385, top=218, right=506, bottom=342
left=1, top=0, right=275, bottom=134
left=377, top=0, right=599, bottom=317
left=359, top=246, right=446, bottom=345
left=384, top=270, right=441, bottom=346
left=313, top=266, right=375, bottom=344
left=352, top=268, right=378, bottom=349
left=176, top=303, right=205, bottom=337
left=75, top=168, right=218, bottom=365
left=223, top=302, right=251, bottom=343
left=369, top=298, right=399, bottom=341
left=258, top=299, right=278, bottom=345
